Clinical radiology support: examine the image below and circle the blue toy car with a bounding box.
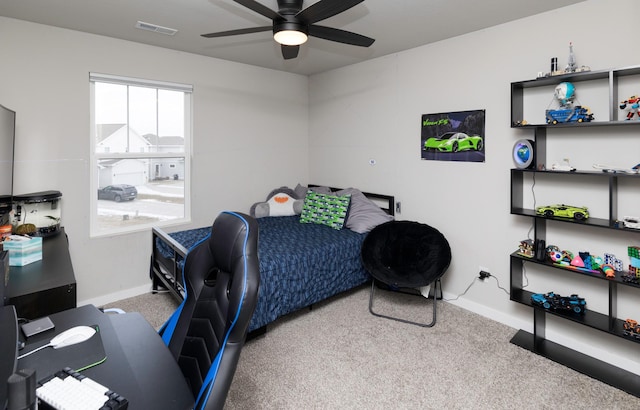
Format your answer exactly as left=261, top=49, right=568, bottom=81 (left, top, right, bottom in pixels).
left=531, top=291, right=586, bottom=314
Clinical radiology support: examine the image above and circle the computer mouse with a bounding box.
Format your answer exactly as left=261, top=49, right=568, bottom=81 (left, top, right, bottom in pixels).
left=49, top=326, right=96, bottom=349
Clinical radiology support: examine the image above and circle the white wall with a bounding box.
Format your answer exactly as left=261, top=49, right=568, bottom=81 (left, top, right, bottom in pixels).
left=309, top=0, right=640, bottom=374
left=0, top=17, right=309, bottom=304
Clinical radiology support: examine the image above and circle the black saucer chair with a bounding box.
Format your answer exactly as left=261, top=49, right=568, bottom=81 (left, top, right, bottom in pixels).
left=159, top=211, right=260, bottom=410
left=361, top=220, right=451, bottom=327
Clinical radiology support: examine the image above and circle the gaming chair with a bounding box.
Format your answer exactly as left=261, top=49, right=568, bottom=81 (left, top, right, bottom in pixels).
left=159, top=211, right=260, bottom=410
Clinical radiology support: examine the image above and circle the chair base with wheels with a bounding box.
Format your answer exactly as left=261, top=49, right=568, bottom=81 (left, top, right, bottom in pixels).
left=362, top=220, right=451, bottom=327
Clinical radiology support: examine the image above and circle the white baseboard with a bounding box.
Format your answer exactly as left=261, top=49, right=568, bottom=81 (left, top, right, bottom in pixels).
left=442, top=289, right=531, bottom=331
left=78, top=283, right=153, bottom=308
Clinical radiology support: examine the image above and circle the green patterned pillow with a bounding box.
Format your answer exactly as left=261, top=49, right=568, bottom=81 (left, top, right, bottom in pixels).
left=300, top=191, right=351, bottom=230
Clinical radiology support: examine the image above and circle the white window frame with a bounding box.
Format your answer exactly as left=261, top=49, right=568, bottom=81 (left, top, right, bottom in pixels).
left=89, top=72, right=192, bottom=237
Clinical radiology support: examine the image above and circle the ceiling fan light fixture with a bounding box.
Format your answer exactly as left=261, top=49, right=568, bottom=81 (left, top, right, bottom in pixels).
left=273, top=29, right=308, bottom=46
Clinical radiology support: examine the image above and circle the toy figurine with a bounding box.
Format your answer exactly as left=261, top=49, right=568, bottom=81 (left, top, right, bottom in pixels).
left=619, top=95, right=640, bottom=120
left=601, top=264, right=616, bottom=278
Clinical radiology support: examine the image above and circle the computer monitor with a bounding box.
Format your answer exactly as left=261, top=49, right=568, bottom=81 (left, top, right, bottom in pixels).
left=0, top=305, right=18, bottom=408
left=0, top=250, right=7, bottom=306
left=0, top=104, right=15, bottom=226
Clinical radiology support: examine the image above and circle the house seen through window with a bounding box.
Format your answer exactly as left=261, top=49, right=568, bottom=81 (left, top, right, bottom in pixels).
left=90, top=73, right=192, bottom=236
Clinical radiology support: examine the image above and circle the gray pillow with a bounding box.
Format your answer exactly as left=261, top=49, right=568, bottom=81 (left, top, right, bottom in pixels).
left=334, top=188, right=393, bottom=233
left=294, top=183, right=308, bottom=199
left=309, top=185, right=332, bottom=194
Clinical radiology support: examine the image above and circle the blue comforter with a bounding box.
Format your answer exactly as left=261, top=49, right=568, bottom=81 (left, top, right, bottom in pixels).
left=158, top=216, right=370, bottom=331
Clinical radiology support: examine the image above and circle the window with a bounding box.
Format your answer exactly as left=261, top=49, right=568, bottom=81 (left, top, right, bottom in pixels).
left=90, top=73, right=192, bottom=236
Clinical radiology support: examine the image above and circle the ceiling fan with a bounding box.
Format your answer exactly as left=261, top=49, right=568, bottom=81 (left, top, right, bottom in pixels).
left=201, top=0, right=375, bottom=60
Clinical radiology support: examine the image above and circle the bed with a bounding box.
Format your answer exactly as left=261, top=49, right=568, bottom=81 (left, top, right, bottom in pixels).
left=150, top=186, right=395, bottom=334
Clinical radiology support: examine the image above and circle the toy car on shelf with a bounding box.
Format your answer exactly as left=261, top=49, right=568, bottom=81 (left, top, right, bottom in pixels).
left=423, top=132, right=483, bottom=153
left=535, top=204, right=589, bottom=220
left=623, top=319, right=640, bottom=340
left=622, top=216, right=640, bottom=230
left=545, top=106, right=594, bottom=124
left=531, top=291, right=586, bottom=314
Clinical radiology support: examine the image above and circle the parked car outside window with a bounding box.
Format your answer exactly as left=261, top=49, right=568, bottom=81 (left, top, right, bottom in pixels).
left=97, top=184, right=138, bottom=202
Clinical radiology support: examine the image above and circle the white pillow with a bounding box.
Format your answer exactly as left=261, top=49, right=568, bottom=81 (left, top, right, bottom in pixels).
left=265, top=193, right=297, bottom=217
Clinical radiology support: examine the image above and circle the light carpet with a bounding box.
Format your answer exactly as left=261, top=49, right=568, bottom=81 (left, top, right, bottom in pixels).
left=104, top=286, right=640, bottom=409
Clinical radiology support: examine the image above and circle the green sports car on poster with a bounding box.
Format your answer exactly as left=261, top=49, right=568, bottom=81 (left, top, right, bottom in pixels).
left=535, top=204, right=589, bottom=220
left=423, top=132, right=484, bottom=153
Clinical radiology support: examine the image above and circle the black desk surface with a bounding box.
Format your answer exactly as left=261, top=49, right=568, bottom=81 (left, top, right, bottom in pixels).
left=7, top=229, right=75, bottom=297
left=17, top=305, right=194, bottom=410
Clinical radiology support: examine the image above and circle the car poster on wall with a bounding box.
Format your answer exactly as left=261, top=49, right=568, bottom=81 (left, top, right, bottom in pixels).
left=421, top=109, right=485, bottom=162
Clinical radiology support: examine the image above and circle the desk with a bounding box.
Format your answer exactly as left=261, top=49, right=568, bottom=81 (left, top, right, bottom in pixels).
left=7, top=229, right=76, bottom=319
left=17, top=305, right=194, bottom=410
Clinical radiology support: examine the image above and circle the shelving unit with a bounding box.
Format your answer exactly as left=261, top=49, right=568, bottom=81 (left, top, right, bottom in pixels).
left=509, top=65, right=640, bottom=397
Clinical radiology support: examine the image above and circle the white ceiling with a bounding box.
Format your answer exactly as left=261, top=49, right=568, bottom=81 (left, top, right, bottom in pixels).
left=0, top=0, right=586, bottom=76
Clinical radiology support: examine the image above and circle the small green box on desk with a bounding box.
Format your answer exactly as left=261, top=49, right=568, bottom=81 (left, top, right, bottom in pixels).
left=3, top=237, right=43, bottom=266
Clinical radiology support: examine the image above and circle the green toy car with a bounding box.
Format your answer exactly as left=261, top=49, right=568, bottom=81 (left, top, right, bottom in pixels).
left=536, top=204, right=589, bottom=220
left=423, top=132, right=483, bottom=153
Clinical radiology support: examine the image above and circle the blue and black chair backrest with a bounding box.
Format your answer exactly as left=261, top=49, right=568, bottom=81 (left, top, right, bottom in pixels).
left=159, top=211, right=260, bottom=410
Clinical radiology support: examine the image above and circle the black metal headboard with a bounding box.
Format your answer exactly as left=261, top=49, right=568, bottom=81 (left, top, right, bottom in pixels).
left=307, top=184, right=395, bottom=216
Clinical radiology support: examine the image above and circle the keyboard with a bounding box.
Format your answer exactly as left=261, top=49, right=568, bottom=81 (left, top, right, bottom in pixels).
left=36, top=367, right=128, bottom=410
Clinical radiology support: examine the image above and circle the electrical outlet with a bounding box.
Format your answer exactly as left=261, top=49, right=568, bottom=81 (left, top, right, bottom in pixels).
left=478, top=266, right=491, bottom=280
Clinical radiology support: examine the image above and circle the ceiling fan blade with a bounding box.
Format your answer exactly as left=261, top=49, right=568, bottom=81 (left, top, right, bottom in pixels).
left=281, top=44, right=300, bottom=60
left=309, top=25, right=374, bottom=47
left=297, top=0, right=364, bottom=24
left=201, top=26, right=272, bottom=38
left=234, top=0, right=281, bottom=20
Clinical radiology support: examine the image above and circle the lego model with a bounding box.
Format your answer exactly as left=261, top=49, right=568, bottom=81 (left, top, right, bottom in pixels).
left=623, top=319, right=640, bottom=340
left=592, top=163, right=640, bottom=174
left=550, top=158, right=576, bottom=171
left=517, top=239, right=535, bottom=258
left=622, top=216, right=640, bottom=230
left=536, top=204, right=589, bottom=220
left=545, top=81, right=594, bottom=124
left=620, top=95, right=640, bottom=120
left=546, top=106, right=594, bottom=124
left=531, top=291, right=586, bottom=314
left=628, top=246, right=640, bottom=277
left=423, top=132, right=483, bottom=153
left=536, top=43, right=591, bottom=78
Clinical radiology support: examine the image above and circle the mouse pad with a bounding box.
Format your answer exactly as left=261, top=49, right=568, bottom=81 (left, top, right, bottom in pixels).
left=17, top=325, right=106, bottom=381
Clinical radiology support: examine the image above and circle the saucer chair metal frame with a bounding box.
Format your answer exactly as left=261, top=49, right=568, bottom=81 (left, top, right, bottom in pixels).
left=362, top=220, right=451, bottom=327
